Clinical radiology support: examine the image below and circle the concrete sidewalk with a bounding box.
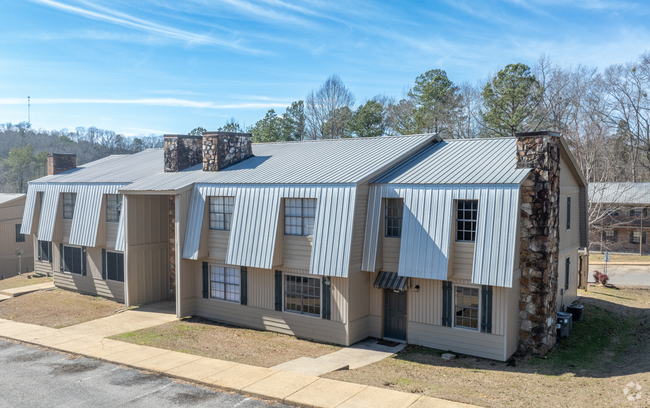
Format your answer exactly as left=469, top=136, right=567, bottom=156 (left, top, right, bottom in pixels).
left=0, top=305, right=479, bottom=408
left=0, top=281, right=55, bottom=297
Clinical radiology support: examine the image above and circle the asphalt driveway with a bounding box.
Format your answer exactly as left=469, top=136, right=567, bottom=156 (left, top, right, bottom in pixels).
left=0, top=340, right=288, bottom=408
left=589, top=264, right=650, bottom=287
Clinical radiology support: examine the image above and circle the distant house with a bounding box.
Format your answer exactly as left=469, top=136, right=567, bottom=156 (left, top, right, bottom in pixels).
left=590, top=182, right=650, bottom=254
left=22, top=131, right=588, bottom=361
left=0, top=193, right=34, bottom=278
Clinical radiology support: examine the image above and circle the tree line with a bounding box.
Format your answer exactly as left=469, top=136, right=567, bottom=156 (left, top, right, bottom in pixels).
left=0, top=122, right=162, bottom=193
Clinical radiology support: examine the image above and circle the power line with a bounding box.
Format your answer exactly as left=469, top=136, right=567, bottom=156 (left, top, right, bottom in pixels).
left=28, top=96, right=30, bottom=124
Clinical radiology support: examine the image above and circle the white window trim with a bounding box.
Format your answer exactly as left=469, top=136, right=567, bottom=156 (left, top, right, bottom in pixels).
left=209, top=196, right=235, bottom=231
left=208, top=264, right=241, bottom=304
left=63, top=193, right=76, bottom=220
left=106, top=194, right=122, bottom=223
left=284, top=198, right=316, bottom=237
left=105, top=250, right=124, bottom=283
left=282, top=272, right=322, bottom=319
left=452, top=283, right=481, bottom=332
left=62, top=244, right=83, bottom=275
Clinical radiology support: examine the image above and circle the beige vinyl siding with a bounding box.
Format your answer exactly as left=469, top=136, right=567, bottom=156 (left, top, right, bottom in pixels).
left=282, top=235, right=312, bottom=270
left=52, top=194, right=63, bottom=242
left=382, top=238, right=400, bottom=272
left=408, top=323, right=506, bottom=360
left=125, top=195, right=169, bottom=306
left=34, top=260, right=53, bottom=275
left=506, top=280, right=520, bottom=359
left=176, top=190, right=195, bottom=318
left=208, top=230, right=230, bottom=261
left=0, top=197, right=34, bottom=276
left=348, top=184, right=369, bottom=274
left=450, top=242, right=474, bottom=280
left=557, top=247, right=579, bottom=308
left=62, top=219, right=72, bottom=242
left=348, top=271, right=370, bottom=322
left=408, top=278, right=442, bottom=326
left=106, top=222, right=119, bottom=248
left=330, top=276, right=347, bottom=324
left=53, top=272, right=124, bottom=302
left=367, top=271, right=383, bottom=338
left=192, top=260, right=348, bottom=345
left=559, top=155, right=580, bottom=251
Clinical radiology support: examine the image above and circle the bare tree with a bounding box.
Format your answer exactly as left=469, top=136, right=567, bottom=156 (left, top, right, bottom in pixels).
left=305, top=75, right=355, bottom=139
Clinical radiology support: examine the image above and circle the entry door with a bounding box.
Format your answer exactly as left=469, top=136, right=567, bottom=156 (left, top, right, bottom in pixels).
left=384, top=289, right=407, bottom=341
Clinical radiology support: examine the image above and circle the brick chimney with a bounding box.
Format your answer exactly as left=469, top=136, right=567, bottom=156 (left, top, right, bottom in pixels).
left=47, top=153, right=76, bottom=175
left=163, top=135, right=203, bottom=172
left=202, top=132, right=253, bottom=172
left=515, top=131, right=561, bottom=356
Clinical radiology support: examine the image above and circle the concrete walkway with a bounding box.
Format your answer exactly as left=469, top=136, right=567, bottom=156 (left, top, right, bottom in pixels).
left=0, top=281, right=55, bottom=297
left=271, top=338, right=407, bottom=376
left=0, top=303, right=479, bottom=408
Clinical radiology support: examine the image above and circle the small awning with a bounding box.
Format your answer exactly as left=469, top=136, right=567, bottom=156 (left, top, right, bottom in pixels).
left=373, top=271, right=409, bottom=291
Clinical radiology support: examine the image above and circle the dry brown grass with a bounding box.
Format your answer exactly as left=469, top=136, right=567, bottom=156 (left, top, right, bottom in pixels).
left=111, top=316, right=342, bottom=368
left=0, top=289, right=124, bottom=328
left=0, top=272, right=52, bottom=291
left=323, top=286, right=650, bottom=408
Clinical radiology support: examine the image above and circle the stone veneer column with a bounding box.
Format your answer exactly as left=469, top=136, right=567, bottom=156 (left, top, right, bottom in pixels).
left=202, top=132, right=253, bottom=171
left=169, top=195, right=176, bottom=301
left=516, top=131, right=561, bottom=356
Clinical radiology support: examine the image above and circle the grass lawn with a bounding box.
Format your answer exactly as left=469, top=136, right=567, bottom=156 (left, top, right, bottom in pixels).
left=0, top=272, right=52, bottom=291
left=324, top=286, right=650, bottom=408
left=0, top=289, right=124, bottom=328
left=590, top=253, right=650, bottom=263
left=110, top=317, right=342, bottom=368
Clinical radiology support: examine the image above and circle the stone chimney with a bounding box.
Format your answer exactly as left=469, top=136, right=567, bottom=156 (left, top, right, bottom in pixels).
left=47, top=153, right=77, bottom=175
left=202, top=132, right=253, bottom=172
left=163, top=135, right=203, bottom=172
left=516, top=131, right=561, bottom=356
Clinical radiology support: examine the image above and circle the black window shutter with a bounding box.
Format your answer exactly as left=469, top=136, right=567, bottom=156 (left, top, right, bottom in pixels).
left=566, top=197, right=571, bottom=230
left=614, top=230, right=618, bottom=242
left=82, top=247, right=87, bottom=276
left=274, top=270, right=282, bottom=311
left=202, top=262, right=209, bottom=299
left=101, top=249, right=107, bottom=280
left=59, top=244, right=64, bottom=272
left=240, top=267, right=248, bottom=305
left=644, top=233, right=647, bottom=245
left=481, top=285, right=493, bottom=333
left=322, top=276, right=331, bottom=320
left=48, top=242, right=52, bottom=264
left=630, top=231, right=634, bottom=244
left=565, top=258, right=570, bottom=290
left=601, top=231, right=605, bottom=241
left=38, top=240, right=42, bottom=261
left=630, top=209, right=635, bottom=216
left=442, top=281, right=452, bottom=327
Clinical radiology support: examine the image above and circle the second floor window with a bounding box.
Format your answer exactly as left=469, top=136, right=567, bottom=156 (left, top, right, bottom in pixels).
left=107, top=194, right=122, bottom=222
left=385, top=198, right=403, bottom=238
left=630, top=207, right=648, bottom=217
left=210, top=196, right=234, bottom=231
left=285, top=198, right=316, bottom=236
left=63, top=193, right=76, bottom=219
left=456, top=200, right=478, bottom=242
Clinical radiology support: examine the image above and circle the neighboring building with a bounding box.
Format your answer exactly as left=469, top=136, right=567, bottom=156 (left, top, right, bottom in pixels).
left=21, top=131, right=588, bottom=361
left=590, top=182, right=650, bottom=254
left=0, top=194, right=34, bottom=278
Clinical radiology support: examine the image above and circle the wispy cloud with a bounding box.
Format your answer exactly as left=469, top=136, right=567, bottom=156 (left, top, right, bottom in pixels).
left=31, top=0, right=263, bottom=53
left=0, top=97, right=288, bottom=109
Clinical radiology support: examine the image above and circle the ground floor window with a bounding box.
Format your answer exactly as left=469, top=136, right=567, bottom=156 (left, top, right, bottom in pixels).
left=210, top=265, right=240, bottom=302
left=63, top=246, right=82, bottom=274
left=631, top=231, right=646, bottom=244
left=603, top=230, right=617, bottom=242
left=285, top=275, right=320, bottom=317
left=454, top=286, right=479, bottom=330
left=106, top=252, right=124, bottom=282
left=39, top=240, right=51, bottom=263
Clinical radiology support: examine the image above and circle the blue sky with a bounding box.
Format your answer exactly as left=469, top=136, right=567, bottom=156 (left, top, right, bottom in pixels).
left=1, top=0, right=649, bottom=136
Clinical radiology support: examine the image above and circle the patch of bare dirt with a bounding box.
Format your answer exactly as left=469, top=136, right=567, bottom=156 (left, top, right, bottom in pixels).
left=0, top=289, right=124, bottom=328
left=111, top=316, right=342, bottom=368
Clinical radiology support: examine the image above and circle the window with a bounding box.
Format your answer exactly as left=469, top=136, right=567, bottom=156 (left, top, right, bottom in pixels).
left=631, top=231, right=646, bottom=244
left=63, top=193, right=76, bottom=219
left=106, top=252, right=124, bottom=282
left=565, top=257, right=570, bottom=291
left=385, top=199, right=403, bottom=238
left=455, top=286, right=479, bottom=330
left=284, top=198, right=316, bottom=236
left=210, top=265, right=240, bottom=302
left=456, top=200, right=478, bottom=242
left=607, top=207, right=619, bottom=217
left=285, top=275, right=321, bottom=316
left=566, top=196, right=571, bottom=230
left=107, top=194, right=122, bottom=222
left=209, top=196, right=234, bottom=231
left=630, top=207, right=648, bottom=217
left=15, top=224, right=25, bottom=243
left=63, top=246, right=82, bottom=274
left=604, top=230, right=617, bottom=242
left=39, top=240, right=51, bottom=263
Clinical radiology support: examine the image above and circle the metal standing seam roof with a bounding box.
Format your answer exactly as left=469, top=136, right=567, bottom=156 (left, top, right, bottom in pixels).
left=590, top=182, right=650, bottom=205
left=122, top=134, right=438, bottom=192
left=0, top=193, right=25, bottom=206
left=372, top=138, right=530, bottom=185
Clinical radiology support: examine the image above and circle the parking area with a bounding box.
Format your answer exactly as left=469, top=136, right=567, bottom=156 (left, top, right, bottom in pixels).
left=589, top=264, right=650, bottom=286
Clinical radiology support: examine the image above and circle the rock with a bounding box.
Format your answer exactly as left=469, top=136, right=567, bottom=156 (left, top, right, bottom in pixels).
left=441, top=353, right=456, bottom=361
